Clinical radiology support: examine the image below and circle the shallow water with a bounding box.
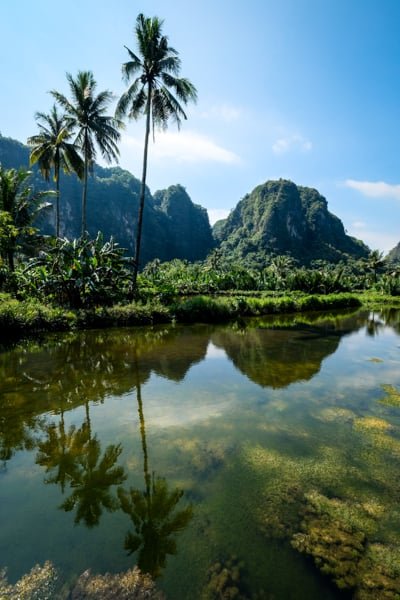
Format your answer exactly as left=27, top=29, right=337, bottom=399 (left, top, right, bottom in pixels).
left=1, top=308, right=400, bottom=598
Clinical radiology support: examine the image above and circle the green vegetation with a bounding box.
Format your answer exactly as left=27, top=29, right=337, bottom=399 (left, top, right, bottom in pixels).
left=0, top=133, right=215, bottom=262
left=27, top=104, right=84, bottom=237
left=0, top=165, right=52, bottom=270
left=215, top=179, right=369, bottom=265
left=51, top=71, right=122, bottom=236
left=116, top=13, right=197, bottom=285
left=2, top=231, right=400, bottom=339
left=0, top=562, right=162, bottom=599
left=2, top=9, right=400, bottom=599
left=70, top=566, right=163, bottom=599
left=0, top=561, right=58, bottom=600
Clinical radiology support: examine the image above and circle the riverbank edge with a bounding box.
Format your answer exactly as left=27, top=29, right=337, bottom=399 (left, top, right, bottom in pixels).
left=2, top=291, right=398, bottom=341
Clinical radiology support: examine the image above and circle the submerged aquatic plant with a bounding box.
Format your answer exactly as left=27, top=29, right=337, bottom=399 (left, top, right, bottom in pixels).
left=0, top=561, right=58, bottom=599
left=291, top=491, right=400, bottom=598
left=201, top=555, right=251, bottom=600
left=380, top=384, right=400, bottom=408
left=70, top=566, right=163, bottom=599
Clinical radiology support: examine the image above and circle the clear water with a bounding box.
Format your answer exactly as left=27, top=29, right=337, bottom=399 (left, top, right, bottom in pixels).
left=1, top=308, right=400, bottom=598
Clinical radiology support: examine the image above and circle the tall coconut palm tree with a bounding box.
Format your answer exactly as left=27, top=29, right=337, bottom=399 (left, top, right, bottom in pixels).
left=116, top=13, right=197, bottom=286
left=51, top=71, right=122, bottom=236
left=27, top=105, right=84, bottom=237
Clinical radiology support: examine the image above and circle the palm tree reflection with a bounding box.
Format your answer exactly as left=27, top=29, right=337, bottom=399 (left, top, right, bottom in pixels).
left=60, top=433, right=126, bottom=527
left=36, top=402, right=126, bottom=528
left=118, top=361, right=193, bottom=578
left=35, top=354, right=192, bottom=572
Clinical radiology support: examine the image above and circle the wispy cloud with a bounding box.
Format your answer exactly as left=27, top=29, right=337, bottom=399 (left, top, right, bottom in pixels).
left=345, top=180, right=400, bottom=200
left=200, top=104, right=242, bottom=122
left=121, top=130, right=240, bottom=165
left=272, top=134, right=312, bottom=155
left=207, top=208, right=230, bottom=225
left=350, top=221, right=398, bottom=253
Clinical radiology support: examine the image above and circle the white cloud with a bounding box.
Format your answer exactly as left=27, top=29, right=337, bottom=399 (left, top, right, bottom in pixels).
left=207, top=208, right=230, bottom=225
left=200, top=104, right=242, bottom=122
left=272, top=134, right=312, bottom=155
left=345, top=180, right=400, bottom=201
left=352, top=220, right=367, bottom=229
left=121, top=130, right=240, bottom=165
left=350, top=221, right=398, bottom=254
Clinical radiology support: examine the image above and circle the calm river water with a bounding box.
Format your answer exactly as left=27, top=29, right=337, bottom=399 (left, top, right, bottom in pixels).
left=1, top=308, right=400, bottom=598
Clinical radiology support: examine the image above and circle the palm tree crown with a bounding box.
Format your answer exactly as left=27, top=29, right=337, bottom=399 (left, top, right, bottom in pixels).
left=51, top=71, right=122, bottom=236
left=27, top=104, right=83, bottom=237
left=116, top=13, right=197, bottom=285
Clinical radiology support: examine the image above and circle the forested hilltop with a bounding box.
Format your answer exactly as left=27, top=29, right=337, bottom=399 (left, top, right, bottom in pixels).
left=0, top=134, right=214, bottom=264
left=214, top=179, right=370, bottom=265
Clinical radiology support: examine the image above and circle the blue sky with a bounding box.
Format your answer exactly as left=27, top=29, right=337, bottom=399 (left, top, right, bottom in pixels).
left=1, top=0, right=399, bottom=253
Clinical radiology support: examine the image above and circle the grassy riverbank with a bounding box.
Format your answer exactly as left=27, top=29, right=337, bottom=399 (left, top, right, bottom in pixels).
left=0, top=291, right=376, bottom=341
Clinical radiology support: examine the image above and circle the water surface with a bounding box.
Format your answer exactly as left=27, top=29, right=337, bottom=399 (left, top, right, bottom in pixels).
left=1, top=308, right=400, bottom=598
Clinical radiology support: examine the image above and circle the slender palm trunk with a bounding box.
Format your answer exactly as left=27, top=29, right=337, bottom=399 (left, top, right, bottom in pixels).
left=81, top=129, right=89, bottom=237
left=7, top=248, right=15, bottom=272
left=133, top=88, right=152, bottom=288
left=55, top=161, right=60, bottom=238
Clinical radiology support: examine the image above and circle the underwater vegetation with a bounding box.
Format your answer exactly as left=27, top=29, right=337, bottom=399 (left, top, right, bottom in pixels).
left=292, top=491, right=400, bottom=599
left=240, top=392, right=400, bottom=599
left=0, top=561, right=58, bottom=600
left=0, top=562, right=164, bottom=599
left=69, top=566, right=164, bottom=599
left=201, top=556, right=251, bottom=600
left=379, top=384, right=400, bottom=408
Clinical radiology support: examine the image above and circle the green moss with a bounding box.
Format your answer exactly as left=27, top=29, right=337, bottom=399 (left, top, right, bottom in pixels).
left=291, top=492, right=367, bottom=590
left=353, top=417, right=393, bottom=433
left=380, top=385, right=400, bottom=408
left=201, top=556, right=250, bottom=600
left=291, top=492, right=400, bottom=599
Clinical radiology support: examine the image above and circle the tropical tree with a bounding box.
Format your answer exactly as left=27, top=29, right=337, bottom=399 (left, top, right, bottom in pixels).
left=27, top=105, right=84, bottom=237
left=0, top=166, right=52, bottom=270
left=365, top=249, right=386, bottom=284
left=116, top=13, right=197, bottom=286
left=51, top=71, right=122, bottom=236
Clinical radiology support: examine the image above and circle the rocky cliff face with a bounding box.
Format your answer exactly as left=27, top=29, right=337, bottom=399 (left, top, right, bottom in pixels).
left=215, top=179, right=370, bottom=264
left=0, top=134, right=214, bottom=266
left=153, top=184, right=215, bottom=261
left=386, top=242, right=400, bottom=263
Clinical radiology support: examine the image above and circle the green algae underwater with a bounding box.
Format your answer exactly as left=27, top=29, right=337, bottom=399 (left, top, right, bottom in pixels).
left=1, top=307, right=400, bottom=599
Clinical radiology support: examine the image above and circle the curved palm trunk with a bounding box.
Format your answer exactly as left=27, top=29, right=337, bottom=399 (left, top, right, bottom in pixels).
left=81, top=129, right=89, bottom=237
left=133, top=89, right=152, bottom=288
